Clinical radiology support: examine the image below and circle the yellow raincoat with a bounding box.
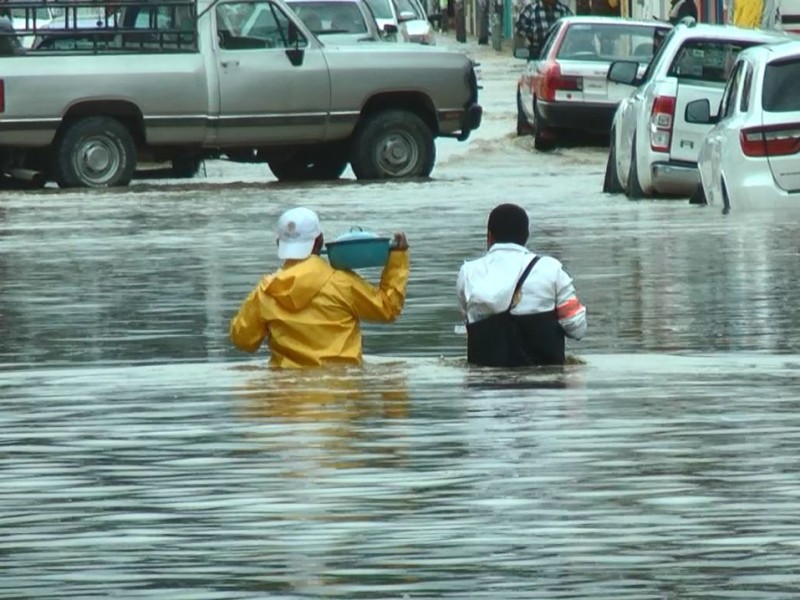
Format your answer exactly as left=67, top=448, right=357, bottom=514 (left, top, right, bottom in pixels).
left=230, top=251, right=409, bottom=368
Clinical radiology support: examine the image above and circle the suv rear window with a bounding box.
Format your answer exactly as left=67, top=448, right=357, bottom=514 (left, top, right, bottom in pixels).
left=762, top=57, right=800, bottom=112
left=556, top=23, right=668, bottom=62
left=668, top=39, right=752, bottom=82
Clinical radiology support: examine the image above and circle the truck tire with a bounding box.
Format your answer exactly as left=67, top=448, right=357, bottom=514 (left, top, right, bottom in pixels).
left=626, top=135, right=646, bottom=199
left=171, top=155, right=202, bottom=179
left=54, top=117, right=137, bottom=188
left=350, top=110, right=435, bottom=179
left=268, top=150, right=348, bottom=181
left=602, top=132, right=623, bottom=194
left=532, top=99, right=556, bottom=152
left=516, top=90, right=533, bottom=137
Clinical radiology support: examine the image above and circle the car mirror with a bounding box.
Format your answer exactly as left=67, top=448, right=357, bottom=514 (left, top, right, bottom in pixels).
left=685, top=98, right=714, bottom=124
left=383, top=23, right=398, bottom=34
left=398, top=10, right=416, bottom=22
left=607, top=60, right=640, bottom=86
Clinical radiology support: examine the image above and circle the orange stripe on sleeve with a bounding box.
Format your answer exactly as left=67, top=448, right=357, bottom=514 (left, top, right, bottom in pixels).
left=556, top=297, right=584, bottom=320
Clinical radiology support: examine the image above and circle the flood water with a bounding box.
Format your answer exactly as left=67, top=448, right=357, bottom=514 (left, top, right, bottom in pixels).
left=3, top=38, right=800, bottom=599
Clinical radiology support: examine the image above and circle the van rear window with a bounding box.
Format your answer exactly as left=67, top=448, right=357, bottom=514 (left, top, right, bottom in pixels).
left=762, top=58, right=800, bottom=112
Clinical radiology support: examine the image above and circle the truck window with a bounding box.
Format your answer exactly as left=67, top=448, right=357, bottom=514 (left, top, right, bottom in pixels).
left=762, top=57, right=800, bottom=112
left=667, top=39, right=751, bottom=83
left=639, top=27, right=674, bottom=84
left=217, top=1, right=307, bottom=49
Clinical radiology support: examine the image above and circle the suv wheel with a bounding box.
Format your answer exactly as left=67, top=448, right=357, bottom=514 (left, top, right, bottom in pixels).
left=54, top=117, right=136, bottom=188
left=350, top=110, right=435, bottom=179
left=626, top=134, right=646, bottom=199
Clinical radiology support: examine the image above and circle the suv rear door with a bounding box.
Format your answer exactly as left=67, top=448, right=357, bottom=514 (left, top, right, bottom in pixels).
left=669, top=38, right=755, bottom=163
left=758, top=55, right=800, bottom=192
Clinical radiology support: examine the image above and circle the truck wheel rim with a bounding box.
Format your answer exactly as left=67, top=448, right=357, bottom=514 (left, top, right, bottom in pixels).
left=376, top=131, right=419, bottom=177
left=74, top=136, right=122, bottom=186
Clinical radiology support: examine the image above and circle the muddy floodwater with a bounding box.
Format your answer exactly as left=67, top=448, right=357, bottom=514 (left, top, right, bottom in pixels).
left=3, top=38, right=800, bottom=599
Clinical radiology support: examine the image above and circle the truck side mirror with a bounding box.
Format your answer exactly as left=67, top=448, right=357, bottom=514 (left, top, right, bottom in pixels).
left=607, top=60, right=640, bottom=86
left=685, top=98, right=716, bottom=124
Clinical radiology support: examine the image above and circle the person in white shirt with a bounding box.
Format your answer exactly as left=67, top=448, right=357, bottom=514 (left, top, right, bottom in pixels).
left=457, top=203, right=586, bottom=367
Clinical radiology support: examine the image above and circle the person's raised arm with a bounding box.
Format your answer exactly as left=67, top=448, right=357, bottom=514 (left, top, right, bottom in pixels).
left=347, top=232, right=410, bottom=323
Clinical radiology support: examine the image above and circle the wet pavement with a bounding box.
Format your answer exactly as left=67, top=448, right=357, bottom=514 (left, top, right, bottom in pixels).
left=3, top=36, right=800, bottom=599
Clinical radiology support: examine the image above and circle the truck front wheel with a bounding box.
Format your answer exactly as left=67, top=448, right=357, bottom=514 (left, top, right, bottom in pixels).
left=268, top=149, right=348, bottom=181
left=350, top=110, right=435, bottom=179
left=54, top=117, right=137, bottom=188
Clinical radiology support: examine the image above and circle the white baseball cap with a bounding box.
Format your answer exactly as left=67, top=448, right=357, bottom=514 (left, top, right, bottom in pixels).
left=277, top=207, right=321, bottom=260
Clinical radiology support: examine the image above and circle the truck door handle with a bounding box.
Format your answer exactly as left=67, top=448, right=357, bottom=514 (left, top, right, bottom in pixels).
left=221, top=60, right=240, bottom=68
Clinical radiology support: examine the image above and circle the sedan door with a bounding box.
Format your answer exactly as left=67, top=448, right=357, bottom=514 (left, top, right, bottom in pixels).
left=213, top=0, right=332, bottom=145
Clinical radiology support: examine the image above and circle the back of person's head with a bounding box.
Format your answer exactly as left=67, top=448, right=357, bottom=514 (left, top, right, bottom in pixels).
left=487, top=203, right=529, bottom=246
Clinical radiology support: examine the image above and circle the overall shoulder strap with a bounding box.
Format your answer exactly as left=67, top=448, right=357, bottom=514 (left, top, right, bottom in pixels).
left=506, top=255, right=541, bottom=313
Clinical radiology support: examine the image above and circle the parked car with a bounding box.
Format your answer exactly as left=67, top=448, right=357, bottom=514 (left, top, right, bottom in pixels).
left=603, top=20, right=792, bottom=198
left=395, top=0, right=434, bottom=45
left=285, top=0, right=387, bottom=43
left=363, top=0, right=410, bottom=42
left=690, top=42, right=800, bottom=211
left=515, top=16, right=671, bottom=151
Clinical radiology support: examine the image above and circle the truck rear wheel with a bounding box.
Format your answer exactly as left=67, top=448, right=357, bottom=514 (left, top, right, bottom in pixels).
left=268, top=149, right=348, bottom=181
left=350, top=110, right=435, bottom=179
left=54, top=117, right=137, bottom=188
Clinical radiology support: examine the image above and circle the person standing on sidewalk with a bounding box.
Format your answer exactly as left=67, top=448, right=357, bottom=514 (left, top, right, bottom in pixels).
left=516, top=0, right=572, bottom=57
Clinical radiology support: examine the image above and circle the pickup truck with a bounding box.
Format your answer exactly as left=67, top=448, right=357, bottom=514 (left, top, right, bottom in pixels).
left=0, top=0, right=482, bottom=188
left=602, top=19, right=790, bottom=198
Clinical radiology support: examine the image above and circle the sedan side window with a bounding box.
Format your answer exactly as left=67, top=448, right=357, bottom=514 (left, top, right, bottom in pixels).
left=217, top=1, right=307, bottom=49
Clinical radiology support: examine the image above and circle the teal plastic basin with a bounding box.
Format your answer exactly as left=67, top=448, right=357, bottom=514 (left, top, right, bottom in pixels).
left=323, top=227, right=393, bottom=270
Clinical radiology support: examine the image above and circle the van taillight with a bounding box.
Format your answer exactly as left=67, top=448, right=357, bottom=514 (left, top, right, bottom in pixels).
left=541, top=62, right=583, bottom=102
left=0, top=80, right=4, bottom=113
left=649, top=95, right=675, bottom=152
left=740, top=126, right=800, bottom=157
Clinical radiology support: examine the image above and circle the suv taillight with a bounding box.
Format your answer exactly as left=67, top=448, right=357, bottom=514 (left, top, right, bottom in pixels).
left=740, top=125, right=800, bottom=157
left=540, top=62, right=583, bottom=102
left=649, top=95, right=675, bottom=152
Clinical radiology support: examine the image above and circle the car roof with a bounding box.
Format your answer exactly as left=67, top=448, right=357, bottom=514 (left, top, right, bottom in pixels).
left=670, top=21, right=794, bottom=43
left=559, top=16, right=672, bottom=28
left=738, top=38, right=800, bottom=62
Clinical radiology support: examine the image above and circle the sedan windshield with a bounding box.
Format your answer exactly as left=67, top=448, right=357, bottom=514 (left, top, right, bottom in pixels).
left=364, top=0, right=392, bottom=19
left=292, top=1, right=368, bottom=34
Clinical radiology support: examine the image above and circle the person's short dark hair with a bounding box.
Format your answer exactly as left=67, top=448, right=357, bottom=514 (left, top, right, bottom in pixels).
left=487, top=203, right=529, bottom=245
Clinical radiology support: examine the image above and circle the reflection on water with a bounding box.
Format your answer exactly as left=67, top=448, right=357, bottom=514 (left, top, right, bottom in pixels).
left=3, top=117, right=800, bottom=596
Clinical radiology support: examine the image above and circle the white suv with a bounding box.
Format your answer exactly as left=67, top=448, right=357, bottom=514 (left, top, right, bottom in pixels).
left=692, top=42, right=800, bottom=211
left=603, top=20, right=791, bottom=199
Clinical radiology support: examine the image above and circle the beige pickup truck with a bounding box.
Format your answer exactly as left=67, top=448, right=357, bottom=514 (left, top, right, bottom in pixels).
left=0, top=0, right=482, bottom=187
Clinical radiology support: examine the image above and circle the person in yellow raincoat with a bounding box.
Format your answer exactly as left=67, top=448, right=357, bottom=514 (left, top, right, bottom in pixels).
left=229, top=206, right=410, bottom=368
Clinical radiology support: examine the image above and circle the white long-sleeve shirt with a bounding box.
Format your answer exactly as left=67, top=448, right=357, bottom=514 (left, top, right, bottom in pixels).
left=457, top=243, right=587, bottom=340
